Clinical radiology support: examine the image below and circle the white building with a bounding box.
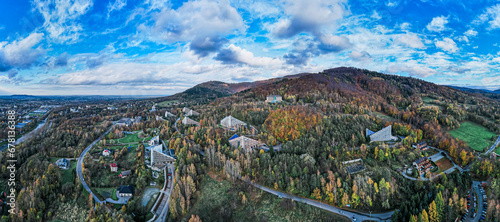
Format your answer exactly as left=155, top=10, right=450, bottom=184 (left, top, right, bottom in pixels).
left=265, top=95, right=283, bottom=103
left=149, top=136, right=160, bottom=146
left=366, top=125, right=397, bottom=142
left=165, top=111, right=175, bottom=118
left=182, top=107, right=200, bottom=116
left=182, top=117, right=199, bottom=126
left=220, top=115, right=247, bottom=130
left=229, top=135, right=264, bottom=152
left=103, top=149, right=111, bottom=157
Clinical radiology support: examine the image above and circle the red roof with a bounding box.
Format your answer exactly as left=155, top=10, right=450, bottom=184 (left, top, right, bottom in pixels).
left=110, top=163, right=117, bottom=167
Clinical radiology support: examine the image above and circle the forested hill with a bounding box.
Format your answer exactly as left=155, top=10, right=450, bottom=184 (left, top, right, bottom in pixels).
left=166, top=66, right=500, bottom=167
left=153, top=73, right=311, bottom=103
left=160, top=67, right=495, bottom=106
left=229, top=67, right=495, bottom=110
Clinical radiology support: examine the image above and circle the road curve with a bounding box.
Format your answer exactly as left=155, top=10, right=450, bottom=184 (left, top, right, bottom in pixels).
left=247, top=181, right=394, bottom=221
left=485, top=135, right=500, bottom=155
left=77, top=124, right=115, bottom=204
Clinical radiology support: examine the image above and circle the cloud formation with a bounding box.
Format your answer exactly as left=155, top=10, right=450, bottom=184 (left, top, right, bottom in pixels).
left=32, top=0, right=93, bottom=43
left=476, top=4, right=500, bottom=29
left=151, top=0, right=244, bottom=57
left=387, top=64, right=436, bottom=77
left=426, top=16, right=448, bottom=32
left=435, top=38, right=458, bottom=53
left=0, top=33, right=45, bottom=71
left=214, top=44, right=282, bottom=67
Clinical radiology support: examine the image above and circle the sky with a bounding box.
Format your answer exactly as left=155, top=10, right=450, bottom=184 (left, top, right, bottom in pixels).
left=1, top=0, right=500, bottom=96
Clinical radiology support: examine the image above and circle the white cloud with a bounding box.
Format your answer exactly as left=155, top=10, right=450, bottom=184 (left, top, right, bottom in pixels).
left=318, top=34, right=352, bottom=51
left=272, top=0, right=348, bottom=38
left=399, top=22, right=411, bottom=31
left=107, top=0, right=127, bottom=18
left=32, top=0, right=93, bottom=44
left=395, top=33, right=425, bottom=49
left=371, top=11, right=381, bottom=20
left=214, top=44, right=282, bottom=68
left=151, top=0, right=244, bottom=42
left=426, top=16, right=448, bottom=32
left=349, top=51, right=372, bottom=63
left=387, top=64, right=436, bottom=78
left=435, top=38, right=458, bottom=53
left=464, top=29, right=478, bottom=36
left=476, top=4, right=500, bottom=29
left=51, top=60, right=278, bottom=88
left=457, top=36, right=469, bottom=43
left=0, top=33, right=45, bottom=71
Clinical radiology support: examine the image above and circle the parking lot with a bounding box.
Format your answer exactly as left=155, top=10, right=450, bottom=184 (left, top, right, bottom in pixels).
left=461, top=181, right=488, bottom=222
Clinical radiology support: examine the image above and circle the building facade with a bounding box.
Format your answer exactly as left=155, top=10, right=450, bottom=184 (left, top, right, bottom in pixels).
left=366, top=125, right=397, bottom=142
left=229, top=135, right=264, bottom=152
left=265, top=95, right=283, bottom=103
left=220, top=115, right=247, bottom=130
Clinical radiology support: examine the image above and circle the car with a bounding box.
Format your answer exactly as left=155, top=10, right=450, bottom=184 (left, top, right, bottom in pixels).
left=481, top=216, right=485, bottom=220
left=168, top=173, right=171, bottom=176
left=472, top=213, right=476, bottom=218
left=352, top=216, right=357, bottom=221
left=338, top=210, right=343, bottom=214
left=278, top=194, right=283, bottom=198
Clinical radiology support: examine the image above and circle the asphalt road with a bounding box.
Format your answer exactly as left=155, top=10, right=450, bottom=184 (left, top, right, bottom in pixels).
left=485, top=135, right=500, bottom=154
left=152, top=164, right=175, bottom=222
left=174, top=117, right=181, bottom=135
left=77, top=124, right=115, bottom=204
left=247, top=181, right=393, bottom=222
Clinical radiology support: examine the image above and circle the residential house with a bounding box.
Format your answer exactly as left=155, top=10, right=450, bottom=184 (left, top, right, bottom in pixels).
left=110, top=163, right=118, bottom=172
left=55, top=158, right=69, bottom=169
left=413, top=142, right=429, bottom=151
left=102, top=149, right=111, bottom=157
left=265, top=95, right=282, bottom=103
left=119, top=170, right=132, bottom=178
left=117, top=185, right=133, bottom=197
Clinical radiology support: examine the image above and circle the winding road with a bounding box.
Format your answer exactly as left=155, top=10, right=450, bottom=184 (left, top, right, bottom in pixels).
left=485, top=135, right=500, bottom=155
left=247, top=180, right=393, bottom=221
left=77, top=123, right=115, bottom=204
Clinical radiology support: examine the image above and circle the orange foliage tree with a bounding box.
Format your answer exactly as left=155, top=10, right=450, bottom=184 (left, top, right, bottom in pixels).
left=265, top=106, right=321, bottom=143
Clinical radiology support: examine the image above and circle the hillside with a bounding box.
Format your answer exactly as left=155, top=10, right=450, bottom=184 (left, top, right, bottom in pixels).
left=161, top=67, right=500, bottom=222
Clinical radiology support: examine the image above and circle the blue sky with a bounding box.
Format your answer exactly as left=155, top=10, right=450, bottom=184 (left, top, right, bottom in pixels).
left=1, top=0, right=500, bottom=95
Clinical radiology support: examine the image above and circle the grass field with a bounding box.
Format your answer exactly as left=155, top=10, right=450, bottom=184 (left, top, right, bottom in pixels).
left=421, top=96, right=444, bottom=110
left=421, top=96, right=435, bottom=104
left=448, top=121, right=497, bottom=152
left=187, top=173, right=350, bottom=222
left=61, top=161, right=77, bottom=185
left=94, top=187, right=117, bottom=200
left=157, top=100, right=179, bottom=107
left=118, top=133, right=141, bottom=143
